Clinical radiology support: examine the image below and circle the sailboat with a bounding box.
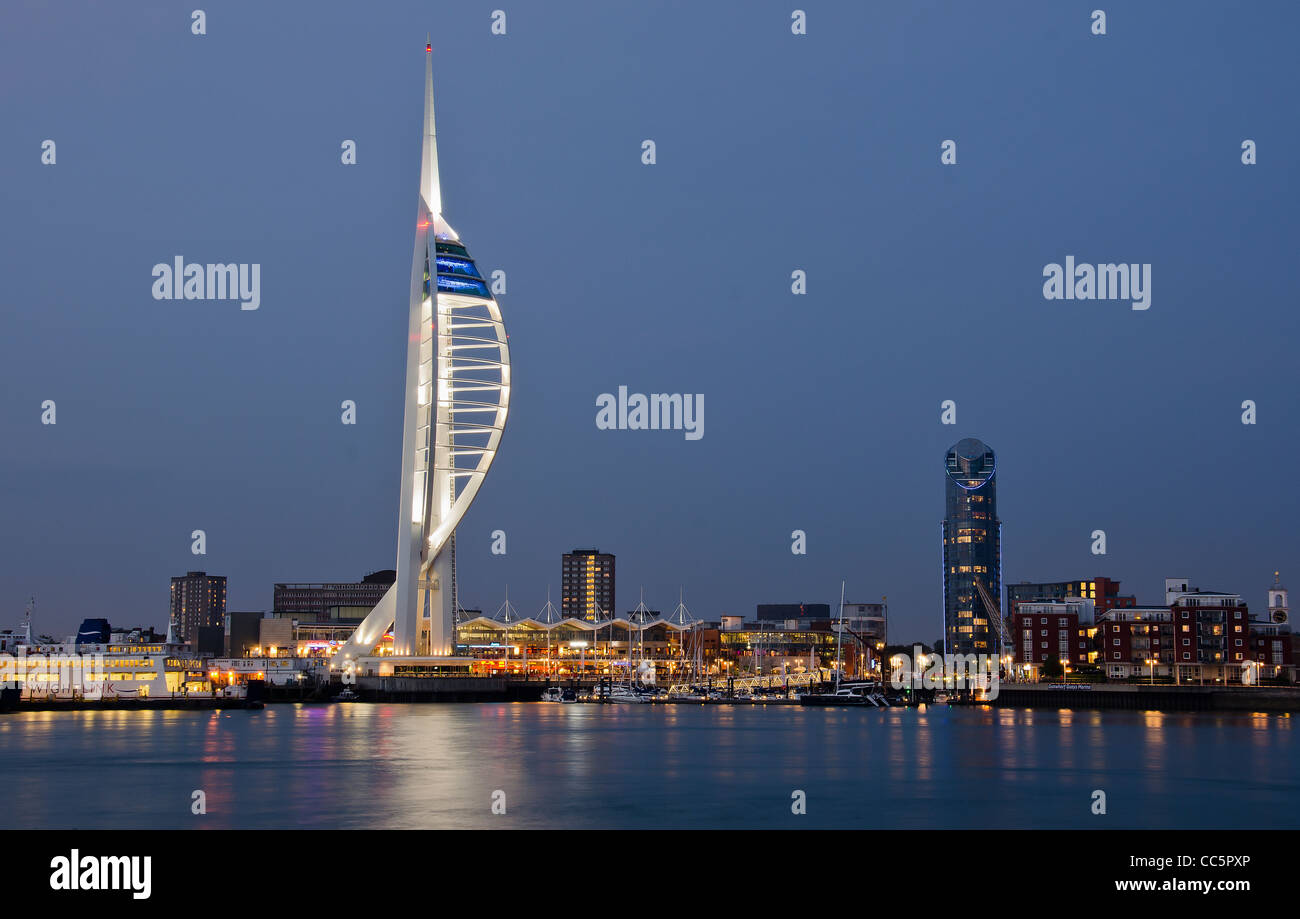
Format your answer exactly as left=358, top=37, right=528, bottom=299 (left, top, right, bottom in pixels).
left=605, top=590, right=655, bottom=702
left=799, top=582, right=882, bottom=707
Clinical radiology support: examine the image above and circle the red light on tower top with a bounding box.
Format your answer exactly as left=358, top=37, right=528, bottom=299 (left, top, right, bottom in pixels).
left=426, top=42, right=431, bottom=53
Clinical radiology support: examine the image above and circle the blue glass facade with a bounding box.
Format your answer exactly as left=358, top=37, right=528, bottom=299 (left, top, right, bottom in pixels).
left=435, top=255, right=481, bottom=278
left=942, top=438, right=1001, bottom=657
left=433, top=240, right=490, bottom=299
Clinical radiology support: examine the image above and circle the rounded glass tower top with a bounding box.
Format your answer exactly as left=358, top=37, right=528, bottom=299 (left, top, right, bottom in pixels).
left=945, top=437, right=996, bottom=490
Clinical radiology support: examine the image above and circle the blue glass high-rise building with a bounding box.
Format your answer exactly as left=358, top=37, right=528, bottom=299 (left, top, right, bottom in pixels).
left=942, top=438, right=1002, bottom=657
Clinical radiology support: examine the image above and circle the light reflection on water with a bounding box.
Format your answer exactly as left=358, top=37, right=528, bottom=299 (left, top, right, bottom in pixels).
left=0, top=704, right=1295, bottom=829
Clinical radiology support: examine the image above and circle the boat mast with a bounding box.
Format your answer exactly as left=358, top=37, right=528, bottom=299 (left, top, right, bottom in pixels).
left=835, top=581, right=845, bottom=690
left=633, top=587, right=642, bottom=684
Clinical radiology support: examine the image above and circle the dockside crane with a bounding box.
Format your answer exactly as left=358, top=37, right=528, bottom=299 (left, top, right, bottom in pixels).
left=973, top=577, right=1012, bottom=661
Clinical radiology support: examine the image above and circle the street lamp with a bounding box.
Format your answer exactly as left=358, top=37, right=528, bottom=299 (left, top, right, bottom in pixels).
left=915, top=653, right=926, bottom=698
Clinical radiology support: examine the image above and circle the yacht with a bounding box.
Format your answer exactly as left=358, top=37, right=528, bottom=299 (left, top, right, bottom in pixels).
left=605, top=684, right=651, bottom=703
left=800, top=582, right=868, bottom=707
left=800, top=685, right=868, bottom=706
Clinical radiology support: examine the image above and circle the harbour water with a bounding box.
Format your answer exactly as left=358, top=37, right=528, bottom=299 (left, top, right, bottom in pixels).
left=1, top=703, right=1296, bottom=829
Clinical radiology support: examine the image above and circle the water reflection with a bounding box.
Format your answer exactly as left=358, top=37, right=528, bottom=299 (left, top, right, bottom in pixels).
left=0, top=705, right=1296, bottom=829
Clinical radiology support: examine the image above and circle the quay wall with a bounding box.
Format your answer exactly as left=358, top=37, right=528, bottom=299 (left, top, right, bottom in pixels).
left=357, top=675, right=532, bottom=702
left=992, top=684, right=1300, bottom=713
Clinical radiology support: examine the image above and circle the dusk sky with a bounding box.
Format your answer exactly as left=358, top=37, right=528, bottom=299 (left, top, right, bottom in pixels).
left=2, top=1, right=1297, bottom=641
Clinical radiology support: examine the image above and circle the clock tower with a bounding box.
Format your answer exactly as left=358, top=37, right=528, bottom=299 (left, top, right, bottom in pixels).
left=1267, top=571, right=1288, bottom=625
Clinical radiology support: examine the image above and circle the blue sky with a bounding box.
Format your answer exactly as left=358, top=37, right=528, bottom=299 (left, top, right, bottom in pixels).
left=1, top=1, right=1297, bottom=640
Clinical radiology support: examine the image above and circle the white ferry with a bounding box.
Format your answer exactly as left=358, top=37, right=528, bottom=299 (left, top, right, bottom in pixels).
left=2, top=618, right=210, bottom=700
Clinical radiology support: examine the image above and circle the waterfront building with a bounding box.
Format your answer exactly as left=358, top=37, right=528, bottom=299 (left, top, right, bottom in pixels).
left=257, top=617, right=293, bottom=656
left=1248, top=632, right=1294, bottom=674
left=716, top=623, right=842, bottom=677
left=842, top=601, right=888, bottom=648
left=221, top=605, right=381, bottom=659
left=1096, top=607, right=1174, bottom=680
left=223, top=613, right=393, bottom=660
left=292, top=619, right=370, bottom=657
left=747, top=602, right=890, bottom=676
left=169, top=571, right=226, bottom=644
left=1092, top=577, right=1297, bottom=683
left=1011, top=599, right=1095, bottom=675
left=447, top=611, right=853, bottom=682
left=194, top=625, right=224, bottom=657
left=206, top=655, right=319, bottom=689
left=454, top=608, right=693, bottom=679
left=335, top=37, right=512, bottom=665
left=224, top=611, right=264, bottom=657
left=273, top=570, right=394, bottom=619
left=756, top=603, right=831, bottom=620
left=561, top=549, right=615, bottom=621
left=941, top=438, right=1002, bottom=657
left=1166, top=578, right=1251, bottom=674
left=1006, top=577, right=1135, bottom=619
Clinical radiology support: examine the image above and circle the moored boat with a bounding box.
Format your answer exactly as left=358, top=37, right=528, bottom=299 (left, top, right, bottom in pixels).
left=800, top=686, right=868, bottom=706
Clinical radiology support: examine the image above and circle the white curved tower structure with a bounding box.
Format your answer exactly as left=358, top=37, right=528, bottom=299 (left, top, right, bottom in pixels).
left=336, top=39, right=510, bottom=663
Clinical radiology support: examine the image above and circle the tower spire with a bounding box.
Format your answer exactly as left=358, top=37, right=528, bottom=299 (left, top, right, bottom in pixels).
left=421, top=34, right=442, bottom=217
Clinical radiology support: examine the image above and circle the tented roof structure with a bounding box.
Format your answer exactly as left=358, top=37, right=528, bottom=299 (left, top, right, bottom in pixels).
left=457, top=614, right=698, bottom=633
left=663, top=587, right=698, bottom=627
left=491, top=587, right=521, bottom=624
left=534, top=587, right=564, bottom=626
left=458, top=590, right=702, bottom=633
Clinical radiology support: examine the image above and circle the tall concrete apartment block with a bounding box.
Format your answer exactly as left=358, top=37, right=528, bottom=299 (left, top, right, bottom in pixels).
left=561, top=549, right=615, bottom=621
left=169, top=571, right=227, bottom=643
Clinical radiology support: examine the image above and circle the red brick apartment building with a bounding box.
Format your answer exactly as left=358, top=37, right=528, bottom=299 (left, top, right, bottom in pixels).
left=1011, top=598, right=1094, bottom=674
left=1096, top=578, right=1295, bottom=683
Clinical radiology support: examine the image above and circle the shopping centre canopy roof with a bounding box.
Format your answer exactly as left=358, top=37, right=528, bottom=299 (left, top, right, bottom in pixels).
left=457, top=614, right=698, bottom=632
